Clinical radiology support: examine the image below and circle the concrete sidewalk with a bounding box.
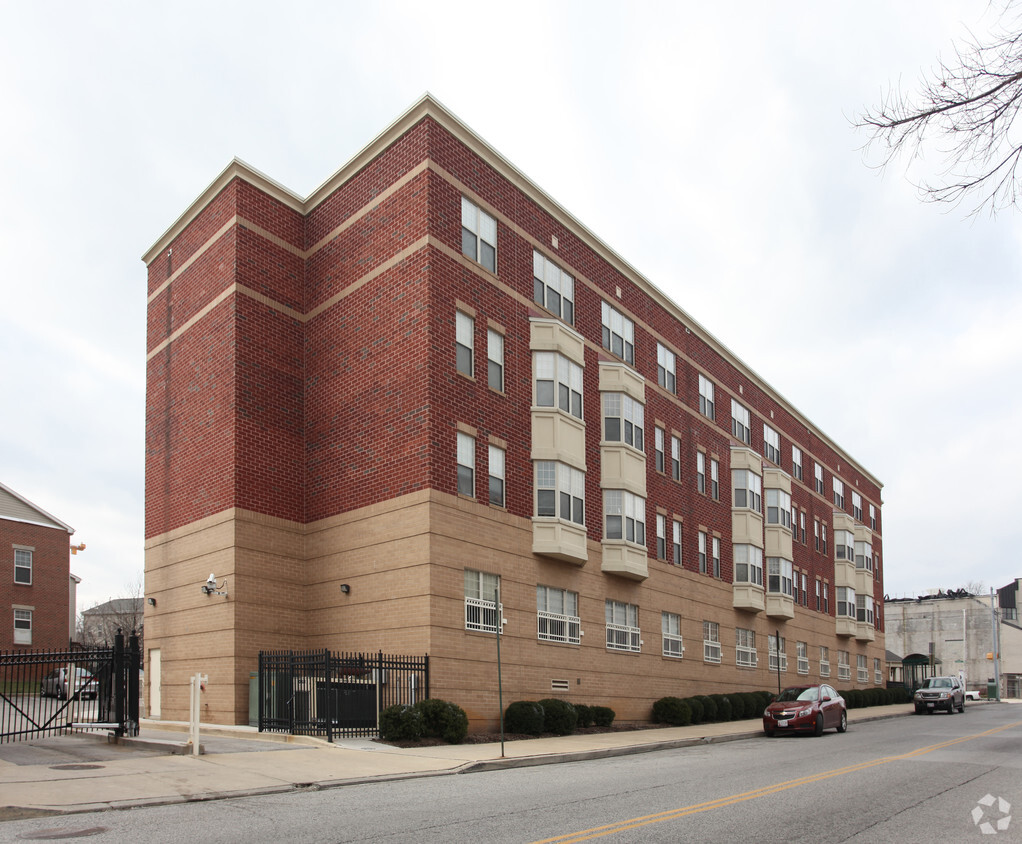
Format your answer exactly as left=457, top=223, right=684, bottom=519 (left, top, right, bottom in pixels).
left=0, top=703, right=936, bottom=816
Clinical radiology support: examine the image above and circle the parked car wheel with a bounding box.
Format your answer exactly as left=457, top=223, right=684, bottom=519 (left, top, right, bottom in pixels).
left=837, top=711, right=847, bottom=733
left=813, top=714, right=824, bottom=737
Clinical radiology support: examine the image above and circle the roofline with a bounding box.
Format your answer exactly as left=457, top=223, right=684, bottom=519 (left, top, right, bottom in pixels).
left=0, top=481, right=75, bottom=534
left=140, top=94, right=883, bottom=490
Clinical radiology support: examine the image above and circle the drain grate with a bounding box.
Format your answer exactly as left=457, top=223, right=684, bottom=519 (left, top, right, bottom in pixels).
left=48, top=764, right=104, bottom=771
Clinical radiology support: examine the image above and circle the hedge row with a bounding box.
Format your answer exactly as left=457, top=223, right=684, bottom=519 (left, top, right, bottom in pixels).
left=379, top=699, right=469, bottom=744
left=504, top=700, right=616, bottom=735
left=653, top=685, right=912, bottom=726
left=652, top=691, right=775, bottom=727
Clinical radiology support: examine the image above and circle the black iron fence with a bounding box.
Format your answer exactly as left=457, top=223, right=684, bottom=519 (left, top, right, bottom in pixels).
left=1, top=630, right=140, bottom=743
left=258, top=650, right=429, bottom=740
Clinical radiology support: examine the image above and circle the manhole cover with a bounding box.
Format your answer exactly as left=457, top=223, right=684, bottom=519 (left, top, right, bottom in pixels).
left=18, top=828, right=107, bottom=840
left=48, top=764, right=104, bottom=771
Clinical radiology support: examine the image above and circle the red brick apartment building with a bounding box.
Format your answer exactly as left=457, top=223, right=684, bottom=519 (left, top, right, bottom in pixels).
left=2, top=481, right=75, bottom=651
left=143, top=96, right=885, bottom=728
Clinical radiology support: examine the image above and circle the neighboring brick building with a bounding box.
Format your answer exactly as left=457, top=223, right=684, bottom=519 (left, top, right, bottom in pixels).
left=143, top=96, right=886, bottom=728
left=2, top=481, right=75, bottom=650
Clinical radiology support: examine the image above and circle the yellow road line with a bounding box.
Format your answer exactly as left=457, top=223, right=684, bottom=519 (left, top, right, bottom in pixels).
left=532, top=720, right=1022, bottom=843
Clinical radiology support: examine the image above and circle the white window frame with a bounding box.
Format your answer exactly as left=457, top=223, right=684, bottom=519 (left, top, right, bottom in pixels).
left=857, top=653, right=869, bottom=684
left=856, top=594, right=875, bottom=625
left=462, top=196, right=497, bottom=272
left=654, top=427, right=665, bottom=473
left=703, top=621, right=721, bottom=663
left=533, top=250, right=574, bottom=324
left=835, top=529, right=854, bottom=561
left=488, top=444, right=505, bottom=507
left=815, top=462, right=824, bottom=495
left=763, top=424, right=780, bottom=464
left=487, top=328, right=504, bottom=392
left=797, top=641, right=810, bottom=675
left=656, top=343, right=676, bottom=393
left=869, top=503, right=877, bottom=530
left=606, top=600, right=640, bottom=653
left=535, top=351, right=583, bottom=419
left=791, top=445, right=803, bottom=481
left=672, top=519, right=682, bottom=566
left=457, top=431, right=475, bottom=497
left=833, top=477, right=845, bottom=510
left=601, top=301, right=634, bottom=364
left=537, top=585, right=580, bottom=644
left=13, top=608, right=32, bottom=645
left=767, top=557, right=793, bottom=596
left=535, top=461, right=585, bottom=525
left=765, top=488, right=792, bottom=529
left=656, top=513, right=667, bottom=560
left=698, top=374, right=715, bottom=420
left=838, top=649, right=854, bottom=682
left=14, top=548, right=32, bottom=585
left=852, top=491, right=862, bottom=522
left=736, top=627, right=757, bottom=668
left=710, top=458, right=719, bottom=500
left=731, top=399, right=751, bottom=445
left=733, top=544, right=763, bottom=586
left=855, top=540, right=873, bottom=572
left=698, top=530, right=708, bottom=574
left=697, top=452, right=706, bottom=494
left=874, top=657, right=883, bottom=685
left=604, top=490, right=646, bottom=545
left=456, top=310, right=474, bottom=377
left=712, top=536, right=721, bottom=578
left=464, top=570, right=500, bottom=633
left=820, top=646, right=831, bottom=678
left=662, top=612, right=684, bottom=658
left=602, top=393, right=644, bottom=451
left=837, top=586, right=857, bottom=619
left=732, top=468, right=762, bottom=511
left=670, top=435, right=681, bottom=481
left=768, top=634, right=787, bottom=672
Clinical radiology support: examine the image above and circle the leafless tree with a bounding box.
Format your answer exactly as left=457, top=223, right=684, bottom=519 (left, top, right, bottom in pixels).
left=77, top=574, right=144, bottom=650
left=857, top=3, right=1022, bottom=214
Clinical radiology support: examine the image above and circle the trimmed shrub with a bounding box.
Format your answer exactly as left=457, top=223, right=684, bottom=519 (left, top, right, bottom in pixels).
left=841, top=690, right=859, bottom=709
left=415, top=698, right=468, bottom=744
left=505, top=701, right=545, bottom=735
left=573, top=703, right=593, bottom=728
left=652, top=696, right=692, bottom=727
left=591, top=705, right=616, bottom=727
left=710, top=694, right=732, bottom=722
left=539, top=698, right=578, bottom=736
left=379, top=703, right=424, bottom=742
left=699, top=695, right=718, bottom=722
left=685, top=696, right=705, bottom=725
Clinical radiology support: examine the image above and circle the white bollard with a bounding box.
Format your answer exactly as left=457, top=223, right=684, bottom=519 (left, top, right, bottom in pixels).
left=189, top=673, right=207, bottom=756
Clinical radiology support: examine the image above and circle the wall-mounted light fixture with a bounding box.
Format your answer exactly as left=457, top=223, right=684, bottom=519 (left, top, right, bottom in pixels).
left=201, top=573, right=229, bottom=597
left=147, top=597, right=157, bottom=607
left=340, top=584, right=351, bottom=594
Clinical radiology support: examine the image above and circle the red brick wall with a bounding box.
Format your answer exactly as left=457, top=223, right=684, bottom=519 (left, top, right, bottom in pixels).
left=1, top=519, right=70, bottom=650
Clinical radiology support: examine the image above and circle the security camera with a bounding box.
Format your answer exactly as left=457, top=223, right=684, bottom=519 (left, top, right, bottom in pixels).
left=207, top=573, right=217, bottom=586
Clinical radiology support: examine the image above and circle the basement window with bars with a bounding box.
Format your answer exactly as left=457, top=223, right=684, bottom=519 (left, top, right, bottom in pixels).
left=537, top=585, right=580, bottom=645
left=605, top=600, right=640, bottom=653
left=703, top=621, right=721, bottom=663
left=464, top=570, right=500, bottom=633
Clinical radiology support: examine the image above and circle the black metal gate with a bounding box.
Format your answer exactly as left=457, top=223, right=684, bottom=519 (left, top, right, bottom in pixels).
left=0, top=630, right=140, bottom=743
left=258, top=649, right=429, bottom=740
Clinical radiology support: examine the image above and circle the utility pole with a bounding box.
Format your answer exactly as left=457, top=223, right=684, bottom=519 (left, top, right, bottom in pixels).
left=990, top=588, right=1002, bottom=701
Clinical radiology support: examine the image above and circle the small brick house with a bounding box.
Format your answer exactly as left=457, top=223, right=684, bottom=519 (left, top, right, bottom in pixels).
left=1, top=481, right=75, bottom=651
left=143, top=96, right=886, bottom=729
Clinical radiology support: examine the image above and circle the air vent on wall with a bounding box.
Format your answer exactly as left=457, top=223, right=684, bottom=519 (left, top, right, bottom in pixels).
left=551, top=679, right=570, bottom=692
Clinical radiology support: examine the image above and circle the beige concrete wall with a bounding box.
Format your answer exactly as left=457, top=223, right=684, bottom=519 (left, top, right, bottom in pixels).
left=145, top=492, right=887, bottom=729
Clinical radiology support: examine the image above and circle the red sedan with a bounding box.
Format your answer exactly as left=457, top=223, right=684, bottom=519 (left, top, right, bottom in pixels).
left=763, top=684, right=847, bottom=737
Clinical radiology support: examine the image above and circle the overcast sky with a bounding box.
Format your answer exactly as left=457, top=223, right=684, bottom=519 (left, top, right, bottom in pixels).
left=2, top=1, right=1019, bottom=614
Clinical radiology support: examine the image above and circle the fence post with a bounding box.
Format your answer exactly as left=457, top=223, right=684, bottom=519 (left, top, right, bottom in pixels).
left=113, top=629, right=125, bottom=737
left=424, top=654, right=429, bottom=701
left=324, top=648, right=333, bottom=744
left=127, top=631, right=140, bottom=736
left=257, top=652, right=264, bottom=732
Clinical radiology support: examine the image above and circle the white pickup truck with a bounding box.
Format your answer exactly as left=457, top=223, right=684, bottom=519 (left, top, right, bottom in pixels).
left=964, top=689, right=981, bottom=701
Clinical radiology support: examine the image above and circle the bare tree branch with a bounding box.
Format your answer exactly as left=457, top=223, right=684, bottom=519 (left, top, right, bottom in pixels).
left=857, top=3, right=1022, bottom=215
